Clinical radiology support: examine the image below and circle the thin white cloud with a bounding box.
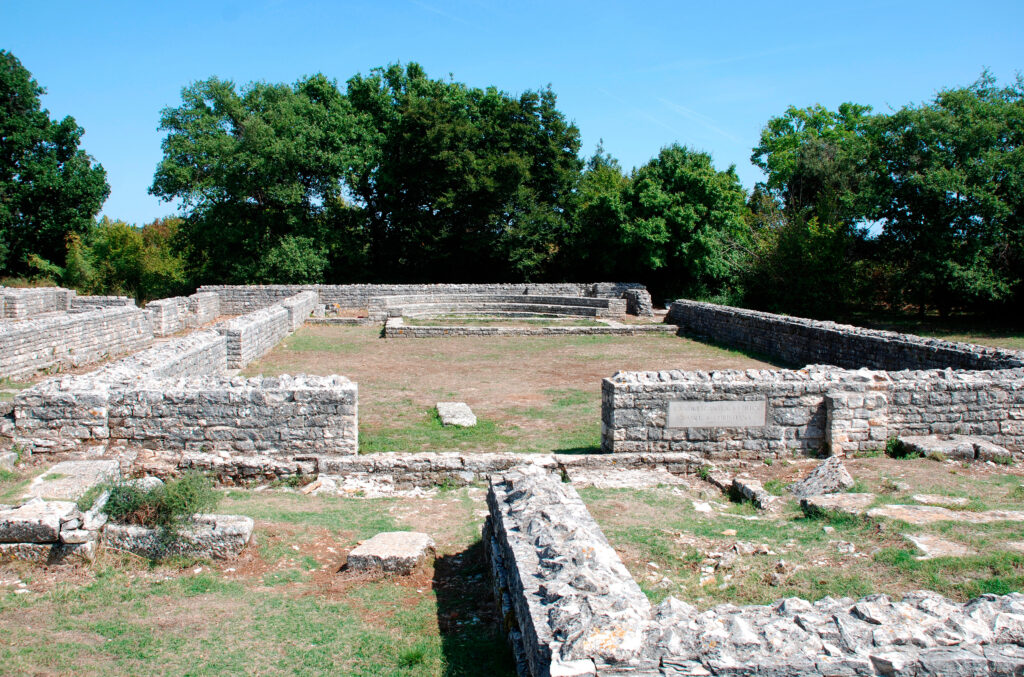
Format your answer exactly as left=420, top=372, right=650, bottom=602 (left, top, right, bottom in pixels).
left=409, top=0, right=475, bottom=27
left=640, top=42, right=836, bottom=74
left=657, top=98, right=742, bottom=144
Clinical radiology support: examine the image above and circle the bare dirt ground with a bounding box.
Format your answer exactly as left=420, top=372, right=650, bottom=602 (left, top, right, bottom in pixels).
left=244, top=325, right=776, bottom=453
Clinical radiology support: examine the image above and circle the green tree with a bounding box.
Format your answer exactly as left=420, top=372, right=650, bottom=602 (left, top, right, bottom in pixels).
left=870, top=72, right=1024, bottom=315
left=751, top=102, right=874, bottom=226
left=150, top=74, right=371, bottom=283
left=623, top=144, right=750, bottom=300
left=345, top=63, right=582, bottom=281
left=560, top=143, right=631, bottom=279
left=0, top=50, right=109, bottom=274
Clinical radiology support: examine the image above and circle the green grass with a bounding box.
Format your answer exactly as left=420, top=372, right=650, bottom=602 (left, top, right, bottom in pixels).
left=279, top=333, right=365, bottom=353
left=360, top=410, right=517, bottom=454
left=0, top=489, right=514, bottom=677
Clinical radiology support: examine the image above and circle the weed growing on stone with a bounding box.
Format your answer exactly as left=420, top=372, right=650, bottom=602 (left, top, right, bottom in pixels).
left=102, top=472, right=219, bottom=546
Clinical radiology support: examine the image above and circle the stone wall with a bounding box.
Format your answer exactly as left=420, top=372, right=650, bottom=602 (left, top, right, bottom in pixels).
left=0, top=287, right=75, bottom=318
left=667, top=299, right=1024, bottom=371
left=384, top=317, right=676, bottom=338
left=0, top=306, right=154, bottom=379
left=486, top=465, right=1024, bottom=676
left=279, top=290, right=318, bottom=331
left=199, top=283, right=648, bottom=315
left=216, top=305, right=290, bottom=369
left=601, top=366, right=1024, bottom=457
left=69, top=295, right=135, bottom=311
left=108, top=374, right=357, bottom=457
left=144, top=291, right=221, bottom=336
left=12, top=331, right=227, bottom=451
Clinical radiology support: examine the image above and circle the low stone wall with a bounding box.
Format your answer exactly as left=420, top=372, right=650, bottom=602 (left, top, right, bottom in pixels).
left=601, top=366, right=1024, bottom=457
left=0, top=306, right=154, bottom=379
left=199, top=283, right=647, bottom=315
left=279, top=290, right=318, bottom=331
left=667, top=299, right=1024, bottom=370
left=384, top=317, right=677, bottom=338
left=109, top=374, right=358, bottom=456
left=217, top=305, right=290, bottom=369
left=12, top=331, right=228, bottom=452
left=623, top=288, right=654, bottom=316
left=143, top=291, right=221, bottom=336
left=70, top=295, right=135, bottom=311
left=486, top=465, right=1024, bottom=676
left=0, top=287, right=75, bottom=319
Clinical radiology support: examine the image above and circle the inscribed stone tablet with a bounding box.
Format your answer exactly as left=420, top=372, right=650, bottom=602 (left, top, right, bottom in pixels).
left=667, top=400, right=766, bottom=428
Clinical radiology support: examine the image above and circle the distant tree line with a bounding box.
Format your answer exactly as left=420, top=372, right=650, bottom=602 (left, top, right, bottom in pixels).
left=2, top=49, right=1022, bottom=319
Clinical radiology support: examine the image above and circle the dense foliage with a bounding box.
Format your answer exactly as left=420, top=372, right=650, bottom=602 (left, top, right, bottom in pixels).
left=3, top=51, right=1022, bottom=320
left=0, top=50, right=109, bottom=276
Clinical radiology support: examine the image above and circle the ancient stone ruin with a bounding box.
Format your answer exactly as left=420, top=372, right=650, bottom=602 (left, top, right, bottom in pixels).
left=2, top=282, right=1023, bottom=674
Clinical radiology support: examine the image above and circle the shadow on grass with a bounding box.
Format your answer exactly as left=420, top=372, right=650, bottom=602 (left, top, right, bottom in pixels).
left=433, top=540, right=515, bottom=677
left=552, top=445, right=603, bottom=455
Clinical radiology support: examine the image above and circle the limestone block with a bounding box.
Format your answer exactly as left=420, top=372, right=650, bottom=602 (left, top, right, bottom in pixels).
left=0, top=499, right=78, bottom=542
left=101, top=514, right=254, bottom=560
left=347, top=531, right=435, bottom=574
left=436, top=402, right=476, bottom=427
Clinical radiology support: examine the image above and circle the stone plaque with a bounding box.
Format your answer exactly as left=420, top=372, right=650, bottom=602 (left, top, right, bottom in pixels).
left=667, top=400, right=766, bottom=428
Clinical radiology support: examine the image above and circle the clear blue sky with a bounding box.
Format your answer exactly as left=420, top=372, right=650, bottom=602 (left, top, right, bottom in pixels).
left=3, top=0, right=1022, bottom=225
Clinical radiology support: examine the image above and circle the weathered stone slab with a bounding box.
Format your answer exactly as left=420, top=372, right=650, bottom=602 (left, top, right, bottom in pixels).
left=800, top=492, right=876, bottom=517
left=868, top=504, right=1024, bottom=525
left=436, top=402, right=477, bottom=427
left=0, top=452, right=16, bottom=471
left=732, top=477, right=778, bottom=510
left=667, top=399, right=766, bottom=428
left=347, top=531, right=435, bottom=574
left=23, top=460, right=119, bottom=500
left=0, top=540, right=95, bottom=564
left=905, top=534, right=976, bottom=559
left=101, top=514, right=254, bottom=560
left=912, top=494, right=970, bottom=508
left=791, top=456, right=854, bottom=498
left=0, top=499, right=78, bottom=543
left=899, top=435, right=1013, bottom=463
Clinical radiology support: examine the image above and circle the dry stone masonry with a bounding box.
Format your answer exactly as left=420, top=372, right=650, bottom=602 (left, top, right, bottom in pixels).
left=143, top=291, right=221, bottom=336
left=601, top=365, right=1024, bottom=457
left=486, top=465, right=1024, bottom=676
left=0, top=305, right=154, bottom=379
left=199, top=282, right=649, bottom=315
left=216, top=304, right=291, bottom=369
left=667, top=299, right=1024, bottom=371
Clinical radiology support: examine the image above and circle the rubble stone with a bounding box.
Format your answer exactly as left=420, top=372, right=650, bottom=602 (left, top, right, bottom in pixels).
left=791, top=456, right=855, bottom=498
left=436, top=402, right=477, bottom=427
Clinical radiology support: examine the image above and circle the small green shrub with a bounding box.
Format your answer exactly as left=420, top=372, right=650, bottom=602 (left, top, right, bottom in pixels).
left=764, top=478, right=787, bottom=496
left=992, top=455, right=1014, bottom=466
left=762, top=457, right=773, bottom=466
left=104, top=472, right=218, bottom=532
left=697, top=465, right=712, bottom=481
left=885, top=438, right=920, bottom=459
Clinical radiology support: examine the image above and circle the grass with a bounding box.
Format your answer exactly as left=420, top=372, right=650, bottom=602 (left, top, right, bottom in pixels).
left=0, top=488, right=514, bottom=676
left=0, top=378, right=33, bottom=402
left=580, top=456, right=1024, bottom=609
left=244, top=324, right=775, bottom=455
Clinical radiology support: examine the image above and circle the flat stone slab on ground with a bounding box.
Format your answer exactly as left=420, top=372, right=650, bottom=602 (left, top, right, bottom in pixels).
left=912, top=494, right=971, bottom=508
left=868, top=504, right=1024, bottom=525
left=800, top=493, right=877, bottom=517
left=101, top=514, right=254, bottom=560
left=347, top=531, right=435, bottom=574
left=24, top=460, right=119, bottom=501
left=732, top=477, right=778, bottom=510
left=899, top=435, right=1012, bottom=462
left=567, top=466, right=690, bottom=489
left=435, top=402, right=476, bottom=427
left=0, top=499, right=78, bottom=543
left=904, top=533, right=976, bottom=559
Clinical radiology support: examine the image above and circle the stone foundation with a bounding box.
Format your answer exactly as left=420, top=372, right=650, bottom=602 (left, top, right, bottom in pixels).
left=667, top=299, right=1024, bottom=371
left=199, top=283, right=649, bottom=315
left=143, top=291, right=221, bottom=336
left=485, top=465, right=1024, bottom=676
left=0, top=306, right=154, bottom=379
left=601, top=366, right=1024, bottom=457
left=217, top=305, right=290, bottom=369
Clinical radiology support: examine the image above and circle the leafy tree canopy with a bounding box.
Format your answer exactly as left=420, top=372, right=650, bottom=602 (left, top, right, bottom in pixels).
left=0, top=50, right=109, bottom=274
